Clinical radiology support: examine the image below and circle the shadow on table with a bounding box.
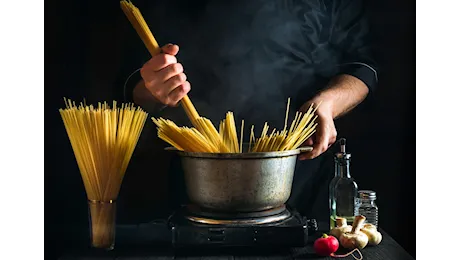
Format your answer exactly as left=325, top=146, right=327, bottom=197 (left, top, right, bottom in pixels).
left=61, top=245, right=173, bottom=258
left=174, top=246, right=293, bottom=255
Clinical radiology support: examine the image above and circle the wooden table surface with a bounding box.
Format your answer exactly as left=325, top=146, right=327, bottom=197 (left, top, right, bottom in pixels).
left=57, top=221, right=414, bottom=260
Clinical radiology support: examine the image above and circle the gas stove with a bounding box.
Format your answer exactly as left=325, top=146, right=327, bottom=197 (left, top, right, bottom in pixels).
left=167, top=205, right=318, bottom=248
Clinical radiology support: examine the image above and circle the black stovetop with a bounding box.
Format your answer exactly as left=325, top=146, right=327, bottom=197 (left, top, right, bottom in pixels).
left=167, top=206, right=318, bottom=248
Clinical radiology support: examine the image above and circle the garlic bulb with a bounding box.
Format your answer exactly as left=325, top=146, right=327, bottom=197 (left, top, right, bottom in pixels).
left=339, top=215, right=369, bottom=250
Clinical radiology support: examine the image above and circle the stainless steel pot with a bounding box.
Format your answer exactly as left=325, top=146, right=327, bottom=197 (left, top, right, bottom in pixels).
left=166, top=146, right=312, bottom=212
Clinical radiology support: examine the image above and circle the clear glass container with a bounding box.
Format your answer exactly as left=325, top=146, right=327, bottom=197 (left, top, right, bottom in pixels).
left=329, top=139, right=359, bottom=230
left=358, top=190, right=379, bottom=227
left=88, top=200, right=116, bottom=250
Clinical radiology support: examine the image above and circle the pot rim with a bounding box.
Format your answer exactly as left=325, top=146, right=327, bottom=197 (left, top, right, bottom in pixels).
left=164, top=146, right=312, bottom=159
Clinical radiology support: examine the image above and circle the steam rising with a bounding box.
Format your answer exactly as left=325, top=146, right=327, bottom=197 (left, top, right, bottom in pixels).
left=151, top=0, right=340, bottom=137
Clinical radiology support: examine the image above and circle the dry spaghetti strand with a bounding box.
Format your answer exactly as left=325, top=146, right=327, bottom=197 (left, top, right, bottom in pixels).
left=59, top=98, right=147, bottom=249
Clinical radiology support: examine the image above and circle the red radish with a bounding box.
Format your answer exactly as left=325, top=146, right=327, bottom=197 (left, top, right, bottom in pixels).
left=314, top=234, right=339, bottom=256
left=314, top=233, right=364, bottom=260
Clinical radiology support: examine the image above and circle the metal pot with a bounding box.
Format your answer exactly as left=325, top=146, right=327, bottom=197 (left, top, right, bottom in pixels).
left=166, top=146, right=312, bottom=212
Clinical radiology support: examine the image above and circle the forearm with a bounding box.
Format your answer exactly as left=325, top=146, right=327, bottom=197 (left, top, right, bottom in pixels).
left=310, top=74, right=369, bottom=119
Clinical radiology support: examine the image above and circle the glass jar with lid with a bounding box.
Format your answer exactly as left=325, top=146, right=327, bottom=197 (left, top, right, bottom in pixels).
left=357, top=190, right=379, bottom=227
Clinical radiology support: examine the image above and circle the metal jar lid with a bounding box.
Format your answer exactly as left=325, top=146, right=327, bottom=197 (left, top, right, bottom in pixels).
left=359, top=190, right=377, bottom=200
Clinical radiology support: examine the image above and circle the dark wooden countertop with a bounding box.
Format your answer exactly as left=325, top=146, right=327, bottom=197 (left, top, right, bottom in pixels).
left=56, top=221, right=414, bottom=260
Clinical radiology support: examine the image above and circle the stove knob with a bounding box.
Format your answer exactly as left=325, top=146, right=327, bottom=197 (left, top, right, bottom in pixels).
left=307, top=219, right=318, bottom=232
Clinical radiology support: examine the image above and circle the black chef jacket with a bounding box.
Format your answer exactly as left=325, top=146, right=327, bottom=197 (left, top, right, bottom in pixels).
left=118, top=0, right=378, bottom=224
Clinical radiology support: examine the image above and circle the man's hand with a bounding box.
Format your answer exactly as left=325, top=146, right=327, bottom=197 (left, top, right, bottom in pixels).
left=298, top=74, right=369, bottom=160
left=136, top=44, right=191, bottom=107
left=298, top=100, right=337, bottom=160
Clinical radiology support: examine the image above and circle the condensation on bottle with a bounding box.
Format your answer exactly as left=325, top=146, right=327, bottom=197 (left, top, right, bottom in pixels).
left=357, top=190, right=379, bottom=227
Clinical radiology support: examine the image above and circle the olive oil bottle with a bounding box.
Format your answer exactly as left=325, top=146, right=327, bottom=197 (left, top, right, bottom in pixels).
left=329, top=138, right=358, bottom=230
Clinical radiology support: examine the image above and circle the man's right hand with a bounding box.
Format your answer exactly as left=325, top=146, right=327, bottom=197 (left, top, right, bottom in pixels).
left=139, top=44, right=191, bottom=106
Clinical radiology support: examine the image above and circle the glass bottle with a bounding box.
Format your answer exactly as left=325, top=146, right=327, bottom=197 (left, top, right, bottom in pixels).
left=329, top=138, right=359, bottom=230
left=358, top=190, right=379, bottom=227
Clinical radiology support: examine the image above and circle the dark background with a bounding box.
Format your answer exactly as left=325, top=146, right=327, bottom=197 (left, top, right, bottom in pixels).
left=45, top=0, right=415, bottom=258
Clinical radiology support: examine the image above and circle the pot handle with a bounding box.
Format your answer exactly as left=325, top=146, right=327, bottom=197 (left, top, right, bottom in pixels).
left=164, top=147, right=179, bottom=152
left=298, top=146, right=313, bottom=153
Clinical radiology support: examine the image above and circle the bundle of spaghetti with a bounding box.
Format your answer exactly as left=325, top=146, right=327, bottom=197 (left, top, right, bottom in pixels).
left=59, top=98, right=148, bottom=249
left=152, top=98, right=320, bottom=154
left=151, top=111, right=243, bottom=153
left=250, top=101, right=320, bottom=153
left=152, top=117, right=220, bottom=153
left=219, top=112, right=241, bottom=153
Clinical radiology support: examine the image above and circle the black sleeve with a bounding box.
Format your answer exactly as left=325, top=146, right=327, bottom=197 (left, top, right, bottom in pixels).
left=328, top=0, right=379, bottom=93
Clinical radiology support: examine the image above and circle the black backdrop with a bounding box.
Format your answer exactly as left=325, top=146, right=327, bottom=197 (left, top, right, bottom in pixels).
left=45, top=0, right=415, bottom=258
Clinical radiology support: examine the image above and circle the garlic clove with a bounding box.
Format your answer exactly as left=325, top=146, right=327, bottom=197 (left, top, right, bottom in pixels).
left=361, top=224, right=383, bottom=246
left=339, top=231, right=369, bottom=250
left=330, top=225, right=352, bottom=239
left=363, top=223, right=378, bottom=230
